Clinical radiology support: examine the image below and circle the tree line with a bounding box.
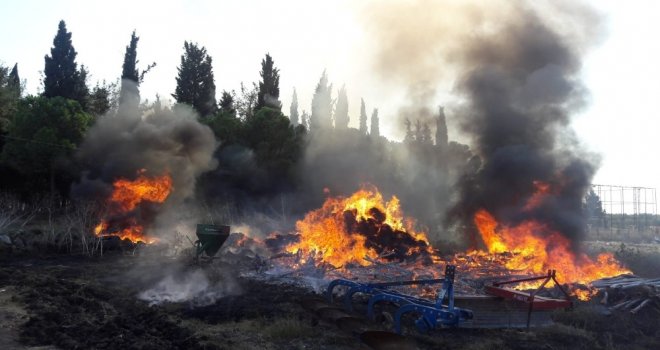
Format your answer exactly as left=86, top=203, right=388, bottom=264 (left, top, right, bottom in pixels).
left=0, top=20, right=473, bottom=233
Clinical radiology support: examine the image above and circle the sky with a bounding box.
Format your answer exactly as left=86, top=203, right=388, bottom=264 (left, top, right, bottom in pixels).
left=0, top=0, right=658, bottom=203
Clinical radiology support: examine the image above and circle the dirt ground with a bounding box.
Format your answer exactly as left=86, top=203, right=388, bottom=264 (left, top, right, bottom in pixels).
left=0, top=251, right=659, bottom=350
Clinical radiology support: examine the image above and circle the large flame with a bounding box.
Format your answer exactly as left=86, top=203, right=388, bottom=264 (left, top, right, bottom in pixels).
left=278, top=183, right=630, bottom=301
left=285, top=186, right=432, bottom=268
left=94, top=170, right=173, bottom=244
left=474, top=209, right=629, bottom=285
left=469, top=181, right=630, bottom=299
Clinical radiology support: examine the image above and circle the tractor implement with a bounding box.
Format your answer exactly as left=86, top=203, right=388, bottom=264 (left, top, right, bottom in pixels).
left=192, top=224, right=230, bottom=264
left=326, top=264, right=474, bottom=334
left=484, top=269, right=573, bottom=328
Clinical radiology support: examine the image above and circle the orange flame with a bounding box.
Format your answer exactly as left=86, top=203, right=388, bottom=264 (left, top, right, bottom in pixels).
left=285, top=186, right=432, bottom=268
left=473, top=209, right=630, bottom=300
left=94, top=170, right=173, bottom=244
left=277, top=183, right=629, bottom=301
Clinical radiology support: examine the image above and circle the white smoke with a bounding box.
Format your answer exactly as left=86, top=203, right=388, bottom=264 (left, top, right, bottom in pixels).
left=138, top=269, right=240, bottom=306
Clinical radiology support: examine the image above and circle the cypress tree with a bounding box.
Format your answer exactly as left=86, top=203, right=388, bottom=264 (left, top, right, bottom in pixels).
left=119, top=31, right=140, bottom=107
left=310, top=70, right=333, bottom=131
left=8, top=64, right=20, bottom=96
left=289, top=88, right=299, bottom=126
left=301, top=110, right=309, bottom=130
left=43, top=20, right=87, bottom=105
left=435, top=106, right=448, bottom=148
left=256, top=53, right=281, bottom=111
left=359, top=98, right=368, bottom=135
left=370, top=108, right=380, bottom=138
left=404, top=118, right=414, bottom=144
left=172, top=41, right=217, bottom=117
left=334, top=85, right=349, bottom=129
left=414, top=119, right=422, bottom=142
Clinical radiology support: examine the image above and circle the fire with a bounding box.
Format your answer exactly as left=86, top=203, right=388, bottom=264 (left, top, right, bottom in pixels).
left=277, top=182, right=629, bottom=301
left=94, top=170, right=173, bottom=244
left=472, top=209, right=629, bottom=300
left=285, top=186, right=432, bottom=268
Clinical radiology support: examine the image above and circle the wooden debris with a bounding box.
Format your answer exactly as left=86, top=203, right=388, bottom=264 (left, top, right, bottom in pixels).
left=592, top=275, right=660, bottom=316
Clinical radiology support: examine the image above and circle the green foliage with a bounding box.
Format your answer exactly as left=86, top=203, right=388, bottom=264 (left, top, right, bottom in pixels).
left=87, top=81, right=117, bottom=116
left=242, top=107, right=304, bottom=178
left=0, top=64, right=22, bottom=134
left=584, top=189, right=605, bottom=218
left=205, top=110, right=242, bottom=145
left=119, top=31, right=140, bottom=107
left=235, top=82, right=258, bottom=119
left=172, top=41, right=217, bottom=117
left=256, top=53, right=281, bottom=111
left=43, top=20, right=88, bottom=107
left=8, top=64, right=21, bottom=96
left=121, top=31, right=140, bottom=84
left=334, top=85, right=349, bottom=129
left=1, top=96, right=92, bottom=179
left=118, top=31, right=156, bottom=109
left=219, top=90, right=235, bottom=116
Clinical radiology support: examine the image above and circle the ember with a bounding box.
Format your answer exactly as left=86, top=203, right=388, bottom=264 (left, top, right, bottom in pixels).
left=94, top=170, right=173, bottom=244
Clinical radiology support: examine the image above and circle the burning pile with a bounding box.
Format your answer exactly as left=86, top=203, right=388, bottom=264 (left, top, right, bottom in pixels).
left=285, top=186, right=433, bottom=267
left=94, top=170, right=173, bottom=244
left=470, top=209, right=628, bottom=293
left=264, top=184, right=630, bottom=301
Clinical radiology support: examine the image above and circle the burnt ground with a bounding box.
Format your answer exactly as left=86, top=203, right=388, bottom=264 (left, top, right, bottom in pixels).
left=0, top=252, right=659, bottom=350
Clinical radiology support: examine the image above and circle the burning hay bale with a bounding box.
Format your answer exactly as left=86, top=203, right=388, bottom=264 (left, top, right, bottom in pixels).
left=593, top=275, right=660, bottom=316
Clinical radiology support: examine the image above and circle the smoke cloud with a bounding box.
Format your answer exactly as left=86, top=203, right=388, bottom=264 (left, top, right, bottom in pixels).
left=138, top=268, right=240, bottom=306
left=73, top=84, right=218, bottom=238
left=362, top=0, right=603, bottom=246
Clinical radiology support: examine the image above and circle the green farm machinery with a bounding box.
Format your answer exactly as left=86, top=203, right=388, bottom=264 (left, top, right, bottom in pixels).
left=192, top=224, right=230, bottom=263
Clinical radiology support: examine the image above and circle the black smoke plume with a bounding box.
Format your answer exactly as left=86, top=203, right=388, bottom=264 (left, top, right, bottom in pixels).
left=445, top=2, right=602, bottom=246
left=72, top=86, right=218, bottom=238
left=361, top=0, right=603, bottom=248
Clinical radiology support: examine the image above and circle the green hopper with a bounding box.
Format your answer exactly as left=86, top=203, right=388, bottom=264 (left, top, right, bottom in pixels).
left=194, top=224, right=230, bottom=263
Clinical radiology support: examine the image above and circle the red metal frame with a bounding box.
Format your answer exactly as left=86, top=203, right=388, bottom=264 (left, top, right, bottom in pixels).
left=484, top=270, right=573, bottom=328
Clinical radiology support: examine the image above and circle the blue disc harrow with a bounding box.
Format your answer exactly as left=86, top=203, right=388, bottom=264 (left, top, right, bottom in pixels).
left=326, top=264, right=473, bottom=334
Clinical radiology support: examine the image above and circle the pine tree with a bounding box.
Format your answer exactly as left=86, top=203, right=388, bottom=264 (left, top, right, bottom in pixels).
left=334, top=85, right=349, bottom=129
left=435, top=106, right=448, bottom=148
left=310, top=70, right=333, bottom=131
left=359, top=98, right=368, bottom=135
left=256, top=53, right=281, bottom=111
left=172, top=41, right=217, bottom=117
left=289, top=88, right=299, bottom=126
left=219, top=90, right=236, bottom=116
left=43, top=20, right=88, bottom=105
left=370, top=108, right=380, bottom=138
